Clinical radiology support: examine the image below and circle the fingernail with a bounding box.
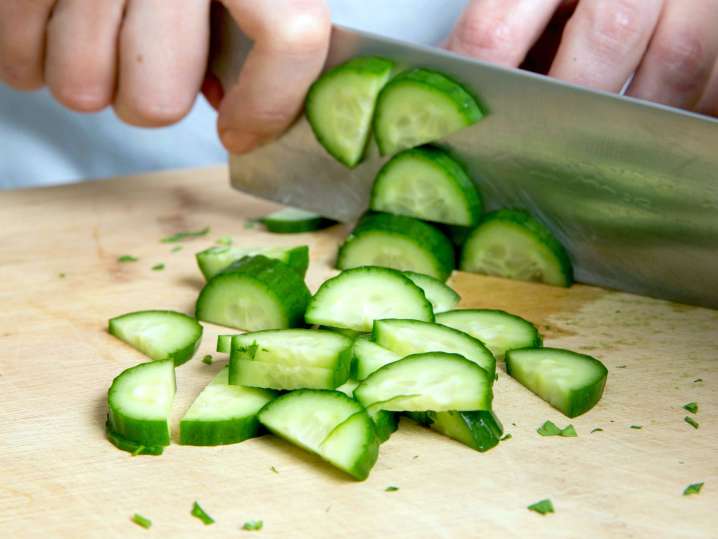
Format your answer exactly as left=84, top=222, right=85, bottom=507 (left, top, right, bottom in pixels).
left=220, top=129, right=259, bottom=154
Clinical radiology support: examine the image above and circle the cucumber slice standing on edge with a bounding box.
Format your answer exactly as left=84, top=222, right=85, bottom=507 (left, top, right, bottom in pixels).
left=306, top=56, right=394, bottom=167
left=196, top=255, right=311, bottom=331
left=370, top=146, right=482, bottom=226
left=261, top=208, right=337, bottom=234
left=407, top=410, right=503, bottom=452
left=403, top=271, right=461, bottom=314
left=108, top=310, right=203, bottom=366
left=305, top=266, right=434, bottom=332
left=337, top=212, right=455, bottom=281
left=374, top=68, right=483, bottom=156
left=460, top=209, right=573, bottom=287
left=196, top=245, right=309, bottom=280
left=505, top=348, right=608, bottom=418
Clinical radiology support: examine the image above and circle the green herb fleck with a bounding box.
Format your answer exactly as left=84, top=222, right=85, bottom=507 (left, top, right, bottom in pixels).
left=216, top=235, right=233, bottom=246
left=131, top=514, right=152, bottom=529
left=537, top=420, right=576, bottom=437
left=385, top=486, right=399, bottom=492
left=630, top=425, right=642, bottom=430
left=244, top=219, right=259, bottom=230
left=693, top=378, right=702, bottom=383
left=202, top=355, right=213, bottom=365
left=684, top=416, right=699, bottom=429
left=239, top=341, right=259, bottom=360
left=161, top=227, right=210, bottom=243
left=191, top=501, right=215, bottom=525
left=616, top=365, right=627, bottom=369
left=171, top=245, right=183, bottom=253
left=58, top=272, right=66, bottom=278
left=412, top=455, right=419, bottom=460
left=494, top=372, right=499, bottom=381
left=117, top=255, right=138, bottom=263
left=151, top=263, right=165, bottom=271
left=500, top=434, right=512, bottom=441
left=591, top=428, right=603, bottom=433
left=683, top=482, right=704, bottom=496
left=527, top=499, right=554, bottom=515
left=270, top=466, right=279, bottom=474
left=683, top=402, right=698, bottom=414
left=241, top=520, right=263, bottom=531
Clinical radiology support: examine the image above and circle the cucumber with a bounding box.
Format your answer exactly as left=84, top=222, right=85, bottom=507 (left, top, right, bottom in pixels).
left=105, top=421, right=165, bottom=455
left=460, top=209, right=573, bottom=287
left=107, top=359, right=176, bottom=451
left=352, top=336, right=401, bottom=381
left=258, top=390, right=379, bottom=480
left=228, top=329, right=353, bottom=390
left=407, top=410, right=503, bottom=452
left=335, top=377, right=398, bottom=442
left=403, top=271, right=460, bottom=314
left=179, top=367, right=277, bottom=446
left=370, top=146, right=481, bottom=226
left=306, top=56, right=394, bottom=167
left=372, top=319, right=496, bottom=380
left=108, top=310, right=202, bottom=366
left=337, top=212, right=455, bottom=281
left=436, top=309, right=541, bottom=359
left=354, top=352, right=493, bottom=413
left=505, top=348, right=608, bottom=418
left=216, top=334, right=238, bottom=354
left=261, top=208, right=336, bottom=233
left=305, top=266, right=434, bottom=332
left=196, top=245, right=309, bottom=280
left=195, top=255, right=310, bottom=331
left=319, top=326, right=364, bottom=339
left=374, top=68, right=483, bottom=155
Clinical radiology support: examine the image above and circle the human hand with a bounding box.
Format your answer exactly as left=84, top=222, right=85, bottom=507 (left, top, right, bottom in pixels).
left=446, top=0, right=718, bottom=116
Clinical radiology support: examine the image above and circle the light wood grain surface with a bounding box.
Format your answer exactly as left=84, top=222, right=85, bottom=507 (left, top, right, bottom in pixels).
left=1, top=166, right=716, bottom=538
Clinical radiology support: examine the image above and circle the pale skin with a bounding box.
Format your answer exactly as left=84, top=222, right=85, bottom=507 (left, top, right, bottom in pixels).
left=1, top=0, right=716, bottom=157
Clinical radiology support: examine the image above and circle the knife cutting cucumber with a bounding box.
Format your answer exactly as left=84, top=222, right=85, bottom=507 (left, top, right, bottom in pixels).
left=261, top=208, right=337, bottom=233
left=335, top=377, right=398, bottom=442
left=305, top=266, right=434, bottom=332
left=374, top=68, right=483, bottom=155
left=196, top=245, right=309, bottom=280
left=403, top=271, right=460, bottom=314
left=337, top=212, right=455, bottom=281
left=196, top=255, right=310, bottom=331
left=370, top=146, right=482, bottom=226
left=460, top=209, right=573, bottom=287
left=258, top=390, right=379, bottom=480
left=306, top=56, right=394, bottom=167
left=505, top=347, right=608, bottom=418
left=108, top=310, right=202, bottom=366
left=179, top=367, right=277, bottom=446
left=407, top=410, right=503, bottom=452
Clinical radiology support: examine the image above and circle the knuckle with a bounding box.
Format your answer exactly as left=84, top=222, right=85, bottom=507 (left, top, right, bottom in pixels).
left=652, top=32, right=709, bottom=81
left=584, top=0, right=646, bottom=56
left=450, top=13, right=521, bottom=64
left=257, top=1, right=330, bottom=54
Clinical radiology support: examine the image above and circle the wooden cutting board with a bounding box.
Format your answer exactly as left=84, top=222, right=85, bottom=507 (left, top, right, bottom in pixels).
left=1, top=166, right=716, bottom=539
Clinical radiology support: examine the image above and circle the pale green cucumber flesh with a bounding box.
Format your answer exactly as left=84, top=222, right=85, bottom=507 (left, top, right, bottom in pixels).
left=261, top=208, right=336, bottom=233
left=335, top=377, right=397, bottom=442
left=352, top=336, right=401, bottom=380
left=404, top=271, right=460, bottom=314
left=196, top=245, right=309, bottom=280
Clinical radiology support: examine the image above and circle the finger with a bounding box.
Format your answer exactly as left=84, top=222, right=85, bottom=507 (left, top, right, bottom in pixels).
left=627, top=0, right=718, bottom=110
left=446, top=0, right=563, bottom=67
left=45, top=0, right=124, bottom=112
left=217, top=0, right=331, bottom=154
left=114, top=0, right=211, bottom=127
left=696, top=60, right=718, bottom=116
left=549, top=0, right=663, bottom=92
left=0, top=0, right=56, bottom=89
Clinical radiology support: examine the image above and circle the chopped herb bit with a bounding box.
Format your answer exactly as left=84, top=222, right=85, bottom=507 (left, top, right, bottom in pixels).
left=216, top=235, right=233, bottom=246
left=117, top=255, right=138, bottom=263
left=684, top=416, right=699, bottom=429
left=561, top=425, right=577, bottom=437
left=500, top=434, right=512, bottom=441
left=241, top=520, right=263, bottom=531
left=537, top=420, right=576, bottom=437
left=527, top=499, right=554, bottom=515
left=682, top=402, right=698, bottom=414
left=591, top=428, right=604, bottom=433
left=244, top=219, right=259, bottom=230
left=270, top=466, right=278, bottom=474
left=616, top=365, right=627, bottom=369
left=693, top=378, right=703, bottom=383
left=161, top=227, right=210, bottom=243
left=385, top=486, right=399, bottom=492
left=151, top=263, right=165, bottom=271
left=131, top=514, right=152, bottom=529
left=412, top=455, right=419, bottom=460
left=58, top=272, right=66, bottom=278
left=171, top=245, right=183, bottom=253
left=630, top=425, right=642, bottom=430
left=202, top=355, right=213, bottom=365
left=494, top=372, right=499, bottom=381
left=683, top=482, right=704, bottom=496
left=238, top=341, right=259, bottom=360
left=191, top=501, right=215, bottom=525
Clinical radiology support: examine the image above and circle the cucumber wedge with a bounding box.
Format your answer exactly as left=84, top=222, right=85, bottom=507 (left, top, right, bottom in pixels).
left=216, top=334, right=239, bottom=354
left=107, top=359, right=175, bottom=451
left=370, top=146, right=481, bottom=226
left=195, top=255, right=310, bottom=331
left=261, top=208, right=337, bottom=233
left=229, top=329, right=353, bottom=390
left=373, top=319, right=496, bottom=380
left=179, top=367, right=277, bottom=446
left=505, top=348, right=608, bottom=418
left=404, top=271, right=460, bottom=314
left=337, top=212, right=455, bottom=281
left=108, top=310, right=202, bottom=366
left=460, top=209, right=573, bottom=287
left=335, top=377, right=398, bottom=442
left=354, top=352, right=492, bottom=413
left=407, top=410, right=503, bottom=452
left=305, top=266, right=434, bottom=332
left=374, top=68, right=483, bottom=155
left=196, top=245, right=309, bottom=280
left=352, top=336, right=401, bottom=381
left=258, top=390, right=379, bottom=480
left=319, top=326, right=364, bottom=339
left=436, top=309, right=541, bottom=359
left=306, top=56, right=394, bottom=167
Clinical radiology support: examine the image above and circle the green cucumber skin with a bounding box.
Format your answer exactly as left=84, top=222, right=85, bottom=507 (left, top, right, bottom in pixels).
left=196, top=245, right=309, bottom=280
left=373, top=411, right=398, bottom=442
left=407, top=410, right=503, bottom=452
left=216, top=334, right=238, bottom=354
left=105, top=420, right=165, bottom=455
left=261, top=215, right=336, bottom=234
left=179, top=417, right=263, bottom=446
left=322, top=411, right=380, bottom=481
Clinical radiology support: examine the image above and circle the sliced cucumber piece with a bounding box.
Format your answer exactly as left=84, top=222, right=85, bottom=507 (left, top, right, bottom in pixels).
left=306, top=56, right=394, bottom=167
left=354, top=352, right=492, bottom=413
left=258, top=390, right=379, bottom=480
left=372, top=319, right=496, bottom=380
left=261, top=208, right=336, bottom=234
left=460, top=209, right=573, bottom=287
left=374, top=68, right=483, bottom=155
left=305, top=266, right=434, bottom=332
left=407, top=410, right=503, bottom=452
left=370, top=146, right=481, bottom=226
left=319, top=326, right=364, bottom=339
left=505, top=348, right=608, bottom=418
left=335, top=377, right=398, bottom=443
left=216, top=334, right=240, bottom=354
left=195, top=255, right=310, bottom=331
left=105, top=421, right=165, bottom=455
left=336, top=378, right=359, bottom=397
left=337, top=212, right=455, bottom=281
left=107, top=359, right=176, bottom=451
left=436, top=309, right=541, bottom=359
left=229, top=329, right=353, bottom=390
left=352, top=336, right=401, bottom=381
left=179, top=367, right=276, bottom=446
left=404, top=271, right=460, bottom=314
left=196, top=245, right=309, bottom=280
left=108, top=310, right=202, bottom=366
